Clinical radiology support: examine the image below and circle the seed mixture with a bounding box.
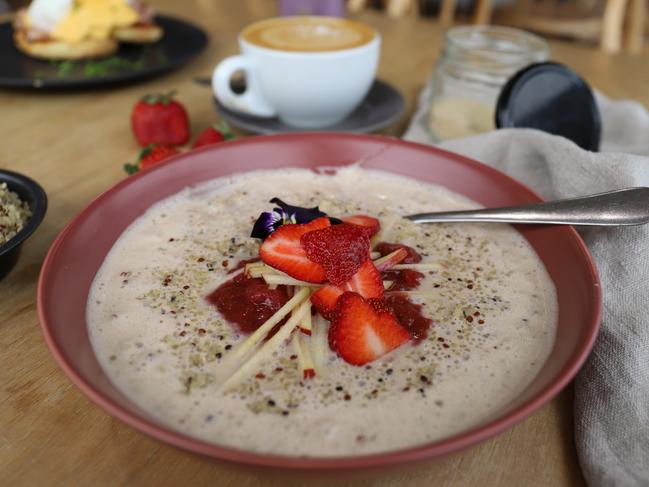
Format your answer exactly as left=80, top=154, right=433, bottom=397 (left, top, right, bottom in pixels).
left=0, top=182, right=31, bottom=246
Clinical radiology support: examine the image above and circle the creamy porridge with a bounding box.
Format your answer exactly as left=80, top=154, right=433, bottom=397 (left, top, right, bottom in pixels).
left=87, top=166, right=557, bottom=456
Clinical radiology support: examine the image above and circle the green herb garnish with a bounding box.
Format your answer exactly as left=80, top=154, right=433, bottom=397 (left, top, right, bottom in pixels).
left=56, top=60, right=78, bottom=78
left=50, top=50, right=160, bottom=79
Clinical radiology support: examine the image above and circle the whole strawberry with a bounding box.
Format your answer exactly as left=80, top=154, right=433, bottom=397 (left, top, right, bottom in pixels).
left=124, top=145, right=179, bottom=175
left=191, top=120, right=235, bottom=149
left=131, top=91, right=190, bottom=147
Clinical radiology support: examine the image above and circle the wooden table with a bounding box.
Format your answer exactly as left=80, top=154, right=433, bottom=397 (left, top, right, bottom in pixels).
left=2, top=2, right=648, bottom=485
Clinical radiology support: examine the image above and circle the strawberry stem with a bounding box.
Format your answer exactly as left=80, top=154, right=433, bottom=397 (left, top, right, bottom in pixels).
left=213, top=120, right=235, bottom=140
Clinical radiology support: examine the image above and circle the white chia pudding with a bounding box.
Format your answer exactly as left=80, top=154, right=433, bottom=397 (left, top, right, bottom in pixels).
left=87, top=166, right=557, bottom=457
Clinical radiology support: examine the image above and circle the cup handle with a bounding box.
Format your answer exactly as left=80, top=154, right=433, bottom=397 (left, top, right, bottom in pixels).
left=212, top=55, right=277, bottom=118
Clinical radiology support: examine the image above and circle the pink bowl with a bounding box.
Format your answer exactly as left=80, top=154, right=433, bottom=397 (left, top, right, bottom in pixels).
left=38, top=133, right=601, bottom=470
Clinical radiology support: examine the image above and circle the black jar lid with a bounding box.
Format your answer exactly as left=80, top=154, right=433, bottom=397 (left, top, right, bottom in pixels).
left=495, top=62, right=602, bottom=151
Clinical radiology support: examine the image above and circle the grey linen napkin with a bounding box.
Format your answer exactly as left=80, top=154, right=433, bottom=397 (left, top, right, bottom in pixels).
left=403, top=91, right=649, bottom=486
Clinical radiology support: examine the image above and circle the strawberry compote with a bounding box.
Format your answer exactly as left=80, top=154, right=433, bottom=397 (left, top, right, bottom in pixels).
left=375, top=242, right=422, bottom=263
left=385, top=295, right=432, bottom=341
left=206, top=273, right=288, bottom=334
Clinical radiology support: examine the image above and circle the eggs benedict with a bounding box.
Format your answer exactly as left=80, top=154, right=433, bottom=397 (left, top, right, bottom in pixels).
left=13, top=0, right=163, bottom=60
left=113, top=0, right=163, bottom=44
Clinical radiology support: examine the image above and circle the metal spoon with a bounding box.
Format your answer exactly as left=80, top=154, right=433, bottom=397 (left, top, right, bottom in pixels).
left=405, top=187, right=649, bottom=226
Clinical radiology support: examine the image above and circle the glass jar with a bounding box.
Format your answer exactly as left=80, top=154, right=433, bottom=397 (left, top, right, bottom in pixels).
left=428, top=26, right=549, bottom=141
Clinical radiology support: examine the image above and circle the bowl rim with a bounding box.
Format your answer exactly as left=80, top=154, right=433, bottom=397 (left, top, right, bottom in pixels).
left=37, top=132, right=601, bottom=469
left=0, top=169, right=47, bottom=257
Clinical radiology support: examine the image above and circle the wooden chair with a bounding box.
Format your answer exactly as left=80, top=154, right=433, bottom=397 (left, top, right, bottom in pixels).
left=625, top=0, right=647, bottom=53
left=347, top=0, right=494, bottom=24
left=348, top=0, right=645, bottom=54
left=495, top=0, right=646, bottom=53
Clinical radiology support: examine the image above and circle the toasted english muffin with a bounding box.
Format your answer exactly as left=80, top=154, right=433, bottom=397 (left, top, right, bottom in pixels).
left=112, top=24, right=163, bottom=44
left=13, top=29, right=119, bottom=60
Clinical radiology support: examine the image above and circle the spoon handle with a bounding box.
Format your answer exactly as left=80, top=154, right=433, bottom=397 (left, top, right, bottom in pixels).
left=405, top=187, right=649, bottom=226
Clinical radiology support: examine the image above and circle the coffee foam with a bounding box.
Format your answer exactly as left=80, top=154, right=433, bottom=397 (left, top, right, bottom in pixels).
left=242, top=17, right=375, bottom=52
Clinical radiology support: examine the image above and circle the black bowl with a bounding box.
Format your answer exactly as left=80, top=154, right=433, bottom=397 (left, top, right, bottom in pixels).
left=0, top=170, right=47, bottom=280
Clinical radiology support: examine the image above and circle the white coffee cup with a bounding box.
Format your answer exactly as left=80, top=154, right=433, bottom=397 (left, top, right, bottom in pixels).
left=212, top=16, right=380, bottom=128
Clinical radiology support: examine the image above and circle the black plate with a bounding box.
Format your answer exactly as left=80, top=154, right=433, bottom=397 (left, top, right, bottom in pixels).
left=213, top=79, right=405, bottom=134
left=0, top=15, right=208, bottom=89
left=0, top=170, right=47, bottom=280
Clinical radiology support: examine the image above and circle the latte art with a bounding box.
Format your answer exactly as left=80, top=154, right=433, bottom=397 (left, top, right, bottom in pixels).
left=242, top=17, right=376, bottom=52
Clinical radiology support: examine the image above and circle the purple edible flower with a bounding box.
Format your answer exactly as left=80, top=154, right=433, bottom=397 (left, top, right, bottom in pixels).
left=269, top=198, right=328, bottom=224
left=250, top=198, right=341, bottom=240
left=250, top=209, right=287, bottom=240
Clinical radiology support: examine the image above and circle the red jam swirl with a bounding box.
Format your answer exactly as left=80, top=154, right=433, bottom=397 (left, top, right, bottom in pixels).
left=376, top=242, right=432, bottom=340
left=206, top=273, right=288, bottom=334
left=383, top=269, right=424, bottom=291
left=385, top=294, right=433, bottom=342
left=376, top=242, right=424, bottom=291
left=374, top=242, right=422, bottom=263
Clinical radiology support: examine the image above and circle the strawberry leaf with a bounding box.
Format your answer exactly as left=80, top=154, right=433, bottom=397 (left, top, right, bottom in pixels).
left=141, top=94, right=159, bottom=104
left=140, top=90, right=177, bottom=105
left=163, top=90, right=177, bottom=105
left=213, top=120, right=235, bottom=140
left=137, top=144, right=155, bottom=161
left=124, top=162, right=140, bottom=175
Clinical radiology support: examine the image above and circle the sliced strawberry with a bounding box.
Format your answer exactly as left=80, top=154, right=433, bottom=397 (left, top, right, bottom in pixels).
left=343, top=215, right=380, bottom=238
left=259, top=217, right=330, bottom=283
left=374, top=242, right=422, bottom=263
left=328, top=292, right=411, bottom=366
left=311, top=260, right=383, bottom=318
left=344, top=260, right=384, bottom=299
left=311, top=286, right=344, bottom=319
left=301, top=223, right=370, bottom=285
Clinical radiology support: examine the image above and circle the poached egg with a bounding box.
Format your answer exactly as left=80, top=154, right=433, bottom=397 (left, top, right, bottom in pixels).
left=26, top=0, right=139, bottom=42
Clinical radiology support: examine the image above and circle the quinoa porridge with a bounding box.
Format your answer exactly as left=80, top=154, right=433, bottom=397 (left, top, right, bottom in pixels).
left=87, top=166, right=558, bottom=456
